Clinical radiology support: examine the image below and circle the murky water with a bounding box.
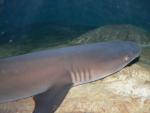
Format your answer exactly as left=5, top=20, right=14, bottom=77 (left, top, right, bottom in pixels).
left=0, top=0, right=150, bottom=113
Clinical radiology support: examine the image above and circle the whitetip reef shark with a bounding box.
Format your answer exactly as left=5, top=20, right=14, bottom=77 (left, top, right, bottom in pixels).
left=0, top=40, right=141, bottom=113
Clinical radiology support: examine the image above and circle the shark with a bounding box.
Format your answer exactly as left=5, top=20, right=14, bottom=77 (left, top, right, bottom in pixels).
left=0, top=40, right=141, bottom=113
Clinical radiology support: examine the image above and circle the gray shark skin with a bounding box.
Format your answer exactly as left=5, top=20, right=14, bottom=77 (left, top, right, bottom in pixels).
left=0, top=40, right=141, bottom=113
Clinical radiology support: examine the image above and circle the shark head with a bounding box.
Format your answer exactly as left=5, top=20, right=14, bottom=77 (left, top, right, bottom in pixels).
left=110, top=40, right=141, bottom=65
left=71, top=40, right=141, bottom=86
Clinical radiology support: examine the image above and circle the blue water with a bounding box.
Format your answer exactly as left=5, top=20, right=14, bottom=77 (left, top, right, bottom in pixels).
left=2, top=0, right=150, bottom=27
left=0, top=0, right=150, bottom=56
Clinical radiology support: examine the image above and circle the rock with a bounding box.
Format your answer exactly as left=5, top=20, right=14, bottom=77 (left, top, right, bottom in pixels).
left=141, top=47, right=150, bottom=65
left=70, top=24, right=150, bottom=47
left=0, top=98, right=34, bottom=113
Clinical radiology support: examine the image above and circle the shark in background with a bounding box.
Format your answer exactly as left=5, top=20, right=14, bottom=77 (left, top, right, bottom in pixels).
left=0, top=40, right=141, bottom=113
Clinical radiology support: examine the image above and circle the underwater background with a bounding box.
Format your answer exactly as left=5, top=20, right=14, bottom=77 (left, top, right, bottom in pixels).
left=0, top=1, right=150, bottom=113
left=0, top=0, right=150, bottom=57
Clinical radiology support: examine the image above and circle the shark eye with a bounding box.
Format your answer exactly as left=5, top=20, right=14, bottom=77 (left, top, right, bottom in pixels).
left=123, top=55, right=129, bottom=62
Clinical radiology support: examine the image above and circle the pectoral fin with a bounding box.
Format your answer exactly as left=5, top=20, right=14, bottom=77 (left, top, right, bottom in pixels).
left=33, top=84, right=72, bottom=113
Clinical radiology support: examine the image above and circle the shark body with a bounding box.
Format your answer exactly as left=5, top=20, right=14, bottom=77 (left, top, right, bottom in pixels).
left=0, top=40, right=141, bottom=113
